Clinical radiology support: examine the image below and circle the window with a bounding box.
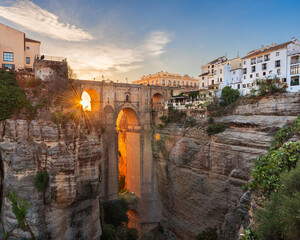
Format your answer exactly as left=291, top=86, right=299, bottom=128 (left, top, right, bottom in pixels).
left=269, top=70, right=273, bottom=74
left=282, top=78, right=286, bottom=82
left=247, top=83, right=250, bottom=87
left=250, top=74, right=253, bottom=78
left=243, top=61, right=246, bottom=65
left=277, top=69, right=281, bottom=75
left=291, top=76, right=299, bottom=86
left=2, top=64, right=15, bottom=70
left=202, top=83, right=204, bottom=87
left=256, top=73, right=259, bottom=77
left=220, top=69, right=222, bottom=74
left=290, top=65, right=299, bottom=75
left=262, top=63, right=267, bottom=70
left=238, top=84, right=240, bottom=89
left=264, top=55, right=270, bottom=61
left=162, top=79, right=165, bottom=85
left=126, top=95, right=129, bottom=101
left=243, top=84, right=246, bottom=88
left=243, top=68, right=247, bottom=74
left=212, top=65, right=214, bottom=68
left=257, top=56, right=263, bottom=63
left=276, top=52, right=279, bottom=56
left=26, top=46, right=30, bottom=50
left=233, top=71, right=236, bottom=75
left=202, top=77, right=204, bottom=80
left=26, top=57, right=30, bottom=64
left=212, top=69, right=214, bottom=73
left=251, top=58, right=256, bottom=65
left=275, top=60, right=280, bottom=67
left=252, top=83, right=255, bottom=86
left=251, top=66, right=256, bottom=72
left=244, top=76, right=246, bottom=79
left=220, top=78, right=222, bottom=82
left=3, top=52, right=13, bottom=62
left=211, top=80, right=214, bottom=84
left=263, top=72, right=266, bottom=76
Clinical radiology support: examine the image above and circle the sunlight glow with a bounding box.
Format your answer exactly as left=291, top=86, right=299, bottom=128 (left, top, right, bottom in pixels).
left=81, top=91, right=91, bottom=111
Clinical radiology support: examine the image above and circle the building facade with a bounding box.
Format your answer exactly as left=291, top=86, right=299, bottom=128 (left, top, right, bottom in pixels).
left=0, top=23, right=41, bottom=71
left=241, top=38, right=300, bottom=94
left=132, top=71, right=199, bottom=88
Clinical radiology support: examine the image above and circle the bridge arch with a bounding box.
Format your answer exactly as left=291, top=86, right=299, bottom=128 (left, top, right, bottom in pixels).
left=80, top=89, right=100, bottom=112
left=116, top=107, right=141, bottom=197
left=152, top=93, right=164, bottom=111
left=127, top=209, right=141, bottom=237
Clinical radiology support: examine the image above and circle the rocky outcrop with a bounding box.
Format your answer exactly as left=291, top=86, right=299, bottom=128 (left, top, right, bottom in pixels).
left=154, top=93, right=300, bottom=240
left=0, top=120, right=102, bottom=240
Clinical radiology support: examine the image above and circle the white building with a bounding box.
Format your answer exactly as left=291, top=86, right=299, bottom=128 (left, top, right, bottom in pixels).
left=241, top=38, right=300, bottom=94
left=199, top=56, right=243, bottom=95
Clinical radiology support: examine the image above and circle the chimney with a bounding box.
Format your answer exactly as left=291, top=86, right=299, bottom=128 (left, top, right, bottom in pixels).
left=261, top=45, right=264, bottom=51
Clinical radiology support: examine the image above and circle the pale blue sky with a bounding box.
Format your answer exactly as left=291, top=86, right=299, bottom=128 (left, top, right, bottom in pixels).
left=0, top=0, right=299, bottom=81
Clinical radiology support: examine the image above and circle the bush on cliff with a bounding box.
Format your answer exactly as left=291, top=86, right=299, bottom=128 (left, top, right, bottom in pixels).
left=34, top=170, right=49, bottom=192
left=0, top=70, right=29, bottom=120
left=206, top=123, right=225, bottom=136
left=220, top=86, right=240, bottom=106
left=103, top=198, right=129, bottom=227
left=254, top=163, right=300, bottom=240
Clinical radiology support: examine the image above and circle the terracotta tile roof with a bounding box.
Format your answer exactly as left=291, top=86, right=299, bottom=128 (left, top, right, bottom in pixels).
left=199, top=72, right=209, bottom=77
left=243, top=41, right=292, bottom=59
left=25, top=37, right=41, bottom=43
left=207, top=56, right=227, bottom=65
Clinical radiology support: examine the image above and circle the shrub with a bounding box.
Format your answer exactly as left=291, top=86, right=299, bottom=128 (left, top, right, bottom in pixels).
left=254, top=163, right=300, bottom=240
left=8, top=191, right=31, bottom=230
left=184, top=116, right=197, bottom=128
left=250, top=76, right=287, bottom=98
left=208, top=117, right=214, bottom=124
left=206, top=123, right=225, bottom=136
left=34, top=170, right=49, bottom=192
left=0, top=70, right=30, bottom=120
left=102, top=224, right=116, bottom=240
left=196, top=227, right=218, bottom=240
left=103, top=198, right=129, bottom=227
left=159, top=115, right=168, bottom=124
left=221, top=86, right=240, bottom=106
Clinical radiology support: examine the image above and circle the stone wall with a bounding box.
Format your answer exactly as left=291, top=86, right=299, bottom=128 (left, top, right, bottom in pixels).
left=153, top=93, right=300, bottom=240
left=0, top=120, right=102, bottom=240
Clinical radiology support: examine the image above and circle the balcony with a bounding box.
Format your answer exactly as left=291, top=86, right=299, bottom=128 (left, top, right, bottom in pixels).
left=35, top=54, right=67, bottom=62
left=291, top=60, right=300, bottom=65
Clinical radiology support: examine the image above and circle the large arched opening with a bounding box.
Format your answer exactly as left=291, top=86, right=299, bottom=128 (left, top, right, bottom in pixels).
left=116, top=108, right=141, bottom=197
left=80, top=89, right=100, bottom=112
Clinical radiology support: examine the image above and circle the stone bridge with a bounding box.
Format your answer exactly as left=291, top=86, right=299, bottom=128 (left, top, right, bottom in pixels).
left=74, top=80, right=172, bottom=232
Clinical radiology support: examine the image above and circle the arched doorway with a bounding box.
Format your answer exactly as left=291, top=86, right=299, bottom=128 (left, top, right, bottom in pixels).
left=152, top=93, right=164, bottom=111
left=116, top=108, right=141, bottom=197
left=80, top=89, right=100, bottom=112
left=152, top=93, right=165, bottom=125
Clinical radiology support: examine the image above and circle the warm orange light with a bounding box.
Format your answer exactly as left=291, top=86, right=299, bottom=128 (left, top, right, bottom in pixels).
left=81, top=91, right=91, bottom=111
left=155, top=134, right=161, bottom=141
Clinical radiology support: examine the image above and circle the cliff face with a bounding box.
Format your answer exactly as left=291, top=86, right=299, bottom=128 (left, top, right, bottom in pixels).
left=154, top=93, right=300, bottom=240
left=0, top=120, right=102, bottom=240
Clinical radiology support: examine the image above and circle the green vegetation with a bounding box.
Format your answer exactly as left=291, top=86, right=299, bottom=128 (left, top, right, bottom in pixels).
left=0, top=70, right=29, bottom=120
left=206, top=123, right=225, bottom=136
left=241, top=116, right=300, bottom=239
left=249, top=76, right=287, bottom=98
left=254, top=163, right=300, bottom=240
left=188, top=91, right=199, bottom=98
left=220, top=86, right=240, bottom=106
left=34, top=170, right=49, bottom=192
left=102, top=198, right=139, bottom=240
left=158, top=107, right=186, bottom=127
left=141, top=225, right=164, bottom=240
left=196, top=227, right=218, bottom=240
left=249, top=116, right=300, bottom=196
left=8, top=191, right=31, bottom=230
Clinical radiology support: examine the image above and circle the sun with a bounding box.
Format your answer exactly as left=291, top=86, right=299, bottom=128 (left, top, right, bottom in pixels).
left=80, top=91, right=91, bottom=111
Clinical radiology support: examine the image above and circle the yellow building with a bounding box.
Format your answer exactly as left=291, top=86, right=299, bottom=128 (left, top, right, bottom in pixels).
left=0, top=23, right=41, bottom=71
left=132, top=71, right=199, bottom=88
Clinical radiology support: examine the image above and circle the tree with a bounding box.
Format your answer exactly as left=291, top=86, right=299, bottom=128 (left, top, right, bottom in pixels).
left=220, top=86, right=240, bottom=106
left=68, top=65, right=77, bottom=79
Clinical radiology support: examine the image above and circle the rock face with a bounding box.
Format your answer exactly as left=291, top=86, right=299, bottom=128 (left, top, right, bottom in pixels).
left=0, top=120, right=102, bottom=240
left=153, top=93, right=300, bottom=240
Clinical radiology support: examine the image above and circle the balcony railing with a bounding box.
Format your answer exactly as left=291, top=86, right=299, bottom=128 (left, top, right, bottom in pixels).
left=35, top=54, right=67, bottom=62
left=291, top=60, right=300, bottom=65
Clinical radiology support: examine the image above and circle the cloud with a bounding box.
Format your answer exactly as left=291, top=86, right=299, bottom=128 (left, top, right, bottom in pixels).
left=142, top=31, right=171, bottom=57
left=0, top=0, right=94, bottom=41
left=0, top=1, right=171, bottom=79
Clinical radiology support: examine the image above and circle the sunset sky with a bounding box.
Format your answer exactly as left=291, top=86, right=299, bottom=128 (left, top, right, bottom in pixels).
left=0, top=0, right=299, bottom=82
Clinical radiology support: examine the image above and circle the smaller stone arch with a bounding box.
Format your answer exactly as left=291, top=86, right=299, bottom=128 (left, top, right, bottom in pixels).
left=81, top=89, right=100, bottom=112
left=127, top=209, right=141, bottom=238
left=152, top=93, right=164, bottom=111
